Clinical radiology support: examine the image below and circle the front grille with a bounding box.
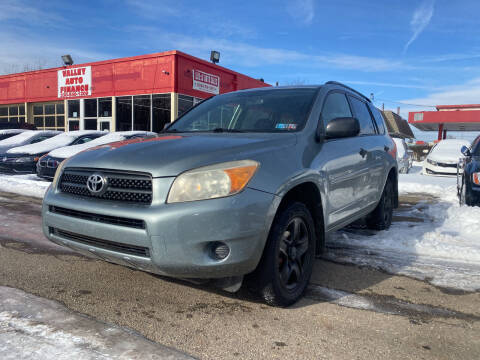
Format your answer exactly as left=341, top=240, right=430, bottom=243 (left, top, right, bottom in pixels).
left=437, top=162, right=457, bottom=168
left=49, top=205, right=145, bottom=229
left=50, top=227, right=150, bottom=258
left=59, top=168, right=153, bottom=204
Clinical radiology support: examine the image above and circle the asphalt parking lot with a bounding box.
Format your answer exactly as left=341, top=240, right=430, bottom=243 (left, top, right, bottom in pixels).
left=0, top=191, right=479, bottom=360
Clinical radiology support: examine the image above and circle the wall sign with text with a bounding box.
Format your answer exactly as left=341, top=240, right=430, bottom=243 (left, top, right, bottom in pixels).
left=192, top=69, right=220, bottom=95
left=58, top=66, right=92, bottom=98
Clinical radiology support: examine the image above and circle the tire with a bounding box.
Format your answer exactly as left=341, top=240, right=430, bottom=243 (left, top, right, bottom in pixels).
left=366, top=179, right=394, bottom=230
left=460, top=177, right=474, bottom=206
left=250, top=202, right=316, bottom=307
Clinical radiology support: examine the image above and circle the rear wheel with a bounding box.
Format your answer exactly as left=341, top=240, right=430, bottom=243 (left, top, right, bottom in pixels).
left=251, top=202, right=316, bottom=307
left=366, top=179, right=394, bottom=230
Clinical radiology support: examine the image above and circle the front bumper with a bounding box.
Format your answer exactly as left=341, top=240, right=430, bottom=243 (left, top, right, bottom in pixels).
left=423, top=162, right=458, bottom=176
left=42, top=181, right=278, bottom=279
left=37, top=164, right=57, bottom=180
left=0, top=160, right=37, bottom=174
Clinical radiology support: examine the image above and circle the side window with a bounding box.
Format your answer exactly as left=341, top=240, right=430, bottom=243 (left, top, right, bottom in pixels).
left=74, top=136, right=94, bottom=145
left=320, top=92, right=352, bottom=126
left=30, top=136, right=49, bottom=144
left=368, top=103, right=386, bottom=134
left=348, top=96, right=376, bottom=135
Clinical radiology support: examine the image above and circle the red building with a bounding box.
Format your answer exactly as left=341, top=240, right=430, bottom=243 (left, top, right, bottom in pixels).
left=0, top=50, right=269, bottom=132
left=409, top=104, right=480, bottom=140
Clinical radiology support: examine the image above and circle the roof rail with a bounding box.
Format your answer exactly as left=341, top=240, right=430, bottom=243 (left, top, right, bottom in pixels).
left=325, top=81, right=371, bottom=102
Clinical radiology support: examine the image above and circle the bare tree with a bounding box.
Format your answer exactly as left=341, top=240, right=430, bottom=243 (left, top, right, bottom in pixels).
left=1, top=58, right=51, bottom=75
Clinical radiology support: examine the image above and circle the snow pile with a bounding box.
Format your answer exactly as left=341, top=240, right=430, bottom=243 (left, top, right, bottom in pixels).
left=0, top=286, right=193, bottom=360
left=326, top=165, right=480, bottom=291
left=0, top=129, right=26, bottom=136
left=7, top=131, right=98, bottom=155
left=48, top=131, right=155, bottom=159
left=0, top=131, right=36, bottom=146
left=0, top=175, right=50, bottom=198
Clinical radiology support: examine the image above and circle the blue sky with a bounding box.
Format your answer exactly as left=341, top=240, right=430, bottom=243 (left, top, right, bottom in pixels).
left=1, top=0, right=479, bottom=140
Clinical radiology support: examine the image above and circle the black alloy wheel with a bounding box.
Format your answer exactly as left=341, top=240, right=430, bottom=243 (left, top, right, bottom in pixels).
left=249, top=202, right=316, bottom=307
left=278, top=217, right=310, bottom=291
left=366, top=179, right=394, bottom=230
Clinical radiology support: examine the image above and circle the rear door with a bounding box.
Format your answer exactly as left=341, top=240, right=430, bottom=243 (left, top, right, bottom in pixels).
left=347, top=96, right=384, bottom=205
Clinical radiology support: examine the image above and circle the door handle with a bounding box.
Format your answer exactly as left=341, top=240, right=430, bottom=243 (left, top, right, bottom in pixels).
left=359, top=148, right=368, bottom=158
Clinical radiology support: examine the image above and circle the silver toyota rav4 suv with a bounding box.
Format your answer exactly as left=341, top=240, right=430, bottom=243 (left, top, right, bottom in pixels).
left=42, top=82, right=398, bottom=306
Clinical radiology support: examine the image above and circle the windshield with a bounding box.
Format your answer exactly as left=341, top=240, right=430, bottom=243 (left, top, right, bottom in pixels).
left=166, top=88, right=318, bottom=133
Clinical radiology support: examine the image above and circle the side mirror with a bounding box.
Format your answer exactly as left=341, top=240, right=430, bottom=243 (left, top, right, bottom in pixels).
left=461, top=145, right=471, bottom=157
left=325, top=117, right=360, bottom=139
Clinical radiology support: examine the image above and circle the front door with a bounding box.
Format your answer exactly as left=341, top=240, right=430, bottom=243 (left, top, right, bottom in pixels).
left=315, top=91, right=369, bottom=227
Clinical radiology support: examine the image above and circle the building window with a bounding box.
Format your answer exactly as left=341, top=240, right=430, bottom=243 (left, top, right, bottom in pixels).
left=152, top=94, right=171, bottom=132
left=133, top=95, right=151, bottom=131
left=99, top=98, right=112, bottom=117
left=68, top=100, right=80, bottom=118
left=32, top=102, right=65, bottom=130
left=178, top=95, right=194, bottom=117
left=116, top=96, right=132, bottom=131
left=84, top=99, right=97, bottom=117
left=0, top=104, right=26, bottom=124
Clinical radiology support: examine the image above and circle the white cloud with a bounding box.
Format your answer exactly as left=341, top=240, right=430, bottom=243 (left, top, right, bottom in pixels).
left=0, top=0, right=60, bottom=24
left=0, top=29, right=114, bottom=74
left=286, top=0, right=315, bottom=25
left=404, top=0, right=435, bottom=54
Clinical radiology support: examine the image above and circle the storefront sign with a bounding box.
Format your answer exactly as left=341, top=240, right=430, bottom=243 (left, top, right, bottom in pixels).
left=58, top=66, right=92, bottom=98
left=192, top=69, right=219, bottom=95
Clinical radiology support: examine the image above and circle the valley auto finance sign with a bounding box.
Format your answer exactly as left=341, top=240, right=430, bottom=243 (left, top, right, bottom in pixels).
left=58, top=66, right=92, bottom=98
left=192, top=69, right=219, bottom=95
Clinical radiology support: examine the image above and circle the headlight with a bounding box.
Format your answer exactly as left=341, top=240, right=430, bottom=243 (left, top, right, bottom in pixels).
left=473, top=172, right=480, bottom=186
left=15, top=156, right=38, bottom=163
left=52, top=159, right=68, bottom=189
left=167, top=160, right=259, bottom=203
left=427, top=159, right=437, bottom=166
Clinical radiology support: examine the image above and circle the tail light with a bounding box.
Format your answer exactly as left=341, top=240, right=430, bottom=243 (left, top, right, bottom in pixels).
left=473, top=172, right=480, bottom=185
left=388, top=137, right=397, bottom=159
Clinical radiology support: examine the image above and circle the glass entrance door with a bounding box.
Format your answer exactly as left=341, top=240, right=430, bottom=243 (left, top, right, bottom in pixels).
left=98, top=118, right=111, bottom=131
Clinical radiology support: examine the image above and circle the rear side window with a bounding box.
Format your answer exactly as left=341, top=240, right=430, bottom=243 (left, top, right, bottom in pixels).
left=368, top=103, right=386, bottom=134
left=348, top=96, right=376, bottom=135
left=320, top=92, right=352, bottom=126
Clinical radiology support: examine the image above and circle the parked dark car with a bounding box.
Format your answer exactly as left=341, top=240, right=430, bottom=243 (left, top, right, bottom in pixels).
left=37, top=131, right=157, bottom=180
left=1, top=131, right=103, bottom=174
left=0, top=131, right=61, bottom=172
left=458, top=135, right=480, bottom=206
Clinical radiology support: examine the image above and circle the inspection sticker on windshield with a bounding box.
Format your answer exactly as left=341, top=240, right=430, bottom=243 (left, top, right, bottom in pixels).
left=276, top=123, right=297, bottom=130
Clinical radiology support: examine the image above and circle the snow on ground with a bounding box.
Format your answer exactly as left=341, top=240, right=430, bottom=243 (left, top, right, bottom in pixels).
left=0, top=286, right=193, bottom=360
left=0, top=174, right=49, bottom=198
left=326, top=162, right=480, bottom=292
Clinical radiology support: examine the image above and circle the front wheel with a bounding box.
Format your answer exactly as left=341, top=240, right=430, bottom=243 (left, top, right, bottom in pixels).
left=250, top=202, right=316, bottom=307
left=366, top=179, right=394, bottom=230
left=460, top=177, right=474, bottom=206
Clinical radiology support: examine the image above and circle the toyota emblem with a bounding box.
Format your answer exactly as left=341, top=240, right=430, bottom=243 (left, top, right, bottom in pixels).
left=86, top=173, right=107, bottom=195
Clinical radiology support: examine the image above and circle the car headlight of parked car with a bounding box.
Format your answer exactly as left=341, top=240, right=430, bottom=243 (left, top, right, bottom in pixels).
left=15, top=156, right=39, bottom=163
left=167, top=160, right=259, bottom=203
left=427, top=159, right=438, bottom=166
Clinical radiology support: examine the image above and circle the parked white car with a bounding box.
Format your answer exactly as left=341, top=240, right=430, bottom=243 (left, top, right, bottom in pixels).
left=392, top=137, right=412, bottom=174
left=423, top=139, right=471, bottom=176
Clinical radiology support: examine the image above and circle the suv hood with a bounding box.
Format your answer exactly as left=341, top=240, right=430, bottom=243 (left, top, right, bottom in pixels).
left=65, top=133, right=297, bottom=177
